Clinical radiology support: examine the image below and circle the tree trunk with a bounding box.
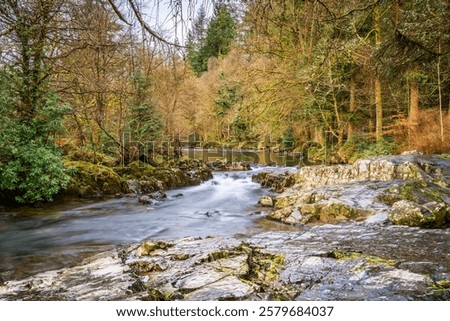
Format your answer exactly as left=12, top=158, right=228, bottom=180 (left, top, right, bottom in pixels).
left=374, top=1, right=383, bottom=142
left=375, top=76, right=383, bottom=142
left=409, top=78, right=419, bottom=126
left=348, top=73, right=356, bottom=138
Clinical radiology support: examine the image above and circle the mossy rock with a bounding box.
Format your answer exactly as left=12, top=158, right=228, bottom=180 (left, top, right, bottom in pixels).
left=378, top=181, right=449, bottom=206
left=330, top=251, right=396, bottom=266
left=114, top=161, right=155, bottom=180
left=63, top=160, right=127, bottom=197
left=300, top=201, right=369, bottom=223
left=135, top=241, right=173, bottom=256
left=389, top=200, right=447, bottom=228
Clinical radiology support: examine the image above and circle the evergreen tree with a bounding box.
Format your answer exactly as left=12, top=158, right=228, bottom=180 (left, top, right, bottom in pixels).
left=186, top=5, right=208, bottom=75
left=187, top=3, right=236, bottom=75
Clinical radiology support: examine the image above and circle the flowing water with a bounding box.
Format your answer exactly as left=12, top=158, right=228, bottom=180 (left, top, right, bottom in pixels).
left=0, top=167, right=297, bottom=280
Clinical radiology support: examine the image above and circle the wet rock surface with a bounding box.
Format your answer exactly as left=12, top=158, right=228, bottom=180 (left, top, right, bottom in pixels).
left=1, top=224, right=449, bottom=301
left=252, top=171, right=296, bottom=193
left=263, top=155, right=450, bottom=227
left=206, top=160, right=252, bottom=171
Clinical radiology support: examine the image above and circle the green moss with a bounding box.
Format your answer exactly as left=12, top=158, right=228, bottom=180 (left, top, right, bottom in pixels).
left=171, top=253, right=191, bottom=261
left=114, top=161, right=155, bottom=180
left=129, top=261, right=163, bottom=275
left=64, top=160, right=125, bottom=197
left=398, top=181, right=444, bottom=203
left=330, top=251, right=361, bottom=260
left=365, top=255, right=397, bottom=267
left=437, top=154, right=450, bottom=161
left=380, top=181, right=447, bottom=206
left=135, top=241, right=173, bottom=256
left=274, top=196, right=296, bottom=209
left=246, top=250, right=285, bottom=284
left=201, top=249, right=234, bottom=263
left=142, top=289, right=168, bottom=301
left=434, top=279, right=450, bottom=289
left=330, top=251, right=397, bottom=267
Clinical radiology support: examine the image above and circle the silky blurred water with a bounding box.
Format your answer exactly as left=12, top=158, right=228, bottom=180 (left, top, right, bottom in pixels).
left=0, top=167, right=297, bottom=279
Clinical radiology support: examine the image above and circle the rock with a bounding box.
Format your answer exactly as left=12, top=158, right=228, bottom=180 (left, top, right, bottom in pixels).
left=207, top=160, right=251, bottom=171
left=252, top=171, right=295, bottom=193
left=150, top=191, right=167, bottom=199
left=258, top=196, right=274, bottom=207
left=389, top=200, right=447, bottom=228
left=63, top=160, right=128, bottom=197
left=135, top=241, right=173, bottom=256
left=138, top=195, right=153, bottom=205
left=266, top=154, right=450, bottom=227
left=204, top=210, right=221, bottom=217
left=129, top=261, right=164, bottom=275
left=268, top=199, right=372, bottom=225
left=185, top=276, right=254, bottom=300
left=293, top=154, right=450, bottom=190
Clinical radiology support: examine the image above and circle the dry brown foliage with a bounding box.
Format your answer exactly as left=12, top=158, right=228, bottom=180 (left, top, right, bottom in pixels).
left=395, top=109, right=450, bottom=154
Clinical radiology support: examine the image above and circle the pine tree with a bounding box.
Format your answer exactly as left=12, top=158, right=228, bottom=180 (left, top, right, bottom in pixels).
left=186, top=3, right=236, bottom=75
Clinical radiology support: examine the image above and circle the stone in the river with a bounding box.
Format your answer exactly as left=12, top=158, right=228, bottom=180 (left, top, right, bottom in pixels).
left=389, top=200, right=447, bottom=228
left=150, top=191, right=167, bottom=199
left=252, top=171, right=295, bottom=193
left=138, top=195, right=153, bottom=205
left=204, top=210, right=221, bottom=217
left=259, top=196, right=274, bottom=207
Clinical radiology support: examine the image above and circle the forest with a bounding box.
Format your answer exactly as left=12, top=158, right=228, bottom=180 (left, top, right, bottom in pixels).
left=0, top=0, right=449, bottom=204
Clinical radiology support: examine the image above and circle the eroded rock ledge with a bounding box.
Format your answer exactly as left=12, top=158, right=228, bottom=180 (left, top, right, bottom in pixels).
left=259, top=154, right=450, bottom=228
left=1, top=225, right=449, bottom=301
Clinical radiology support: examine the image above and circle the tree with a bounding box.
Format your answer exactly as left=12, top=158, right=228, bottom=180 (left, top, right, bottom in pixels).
left=186, top=3, right=236, bottom=75
left=0, top=0, right=70, bottom=203
left=186, top=5, right=208, bottom=75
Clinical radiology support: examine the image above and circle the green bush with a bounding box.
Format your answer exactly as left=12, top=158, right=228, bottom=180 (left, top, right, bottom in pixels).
left=0, top=143, right=70, bottom=203
left=0, top=70, right=70, bottom=203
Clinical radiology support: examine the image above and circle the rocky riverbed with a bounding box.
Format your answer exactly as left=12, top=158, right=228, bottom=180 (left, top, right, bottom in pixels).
left=1, top=224, right=449, bottom=301
left=1, top=154, right=449, bottom=301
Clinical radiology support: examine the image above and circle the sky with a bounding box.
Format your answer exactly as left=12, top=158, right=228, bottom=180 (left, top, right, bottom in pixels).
left=142, top=0, right=215, bottom=44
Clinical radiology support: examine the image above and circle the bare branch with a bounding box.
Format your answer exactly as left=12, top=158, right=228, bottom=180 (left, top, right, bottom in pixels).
left=125, top=0, right=184, bottom=48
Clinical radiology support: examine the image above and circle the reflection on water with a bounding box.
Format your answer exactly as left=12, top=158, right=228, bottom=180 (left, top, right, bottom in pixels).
left=0, top=167, right=298, bottom=280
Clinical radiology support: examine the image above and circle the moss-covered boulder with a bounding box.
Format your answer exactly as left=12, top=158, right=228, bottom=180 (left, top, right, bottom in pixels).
left=388, top=200, right=448, bottom=228
left=64, top=160, right=128, bottom=197
left=268, top=199, right=372, bottom=225
left=113, top=161, right=155, bottom=180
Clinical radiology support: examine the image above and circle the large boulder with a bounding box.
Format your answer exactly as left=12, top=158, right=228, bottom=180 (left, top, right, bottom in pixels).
left=64, top=160, right=128, bottom=197
left=389, top=200, right=448, bottom=228
left=268, top=198, right=373, bottom=225
left=252, top=171, right=295, bottom=193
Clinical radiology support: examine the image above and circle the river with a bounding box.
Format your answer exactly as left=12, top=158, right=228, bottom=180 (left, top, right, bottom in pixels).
left=0, top=167, right=297, bottom=280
